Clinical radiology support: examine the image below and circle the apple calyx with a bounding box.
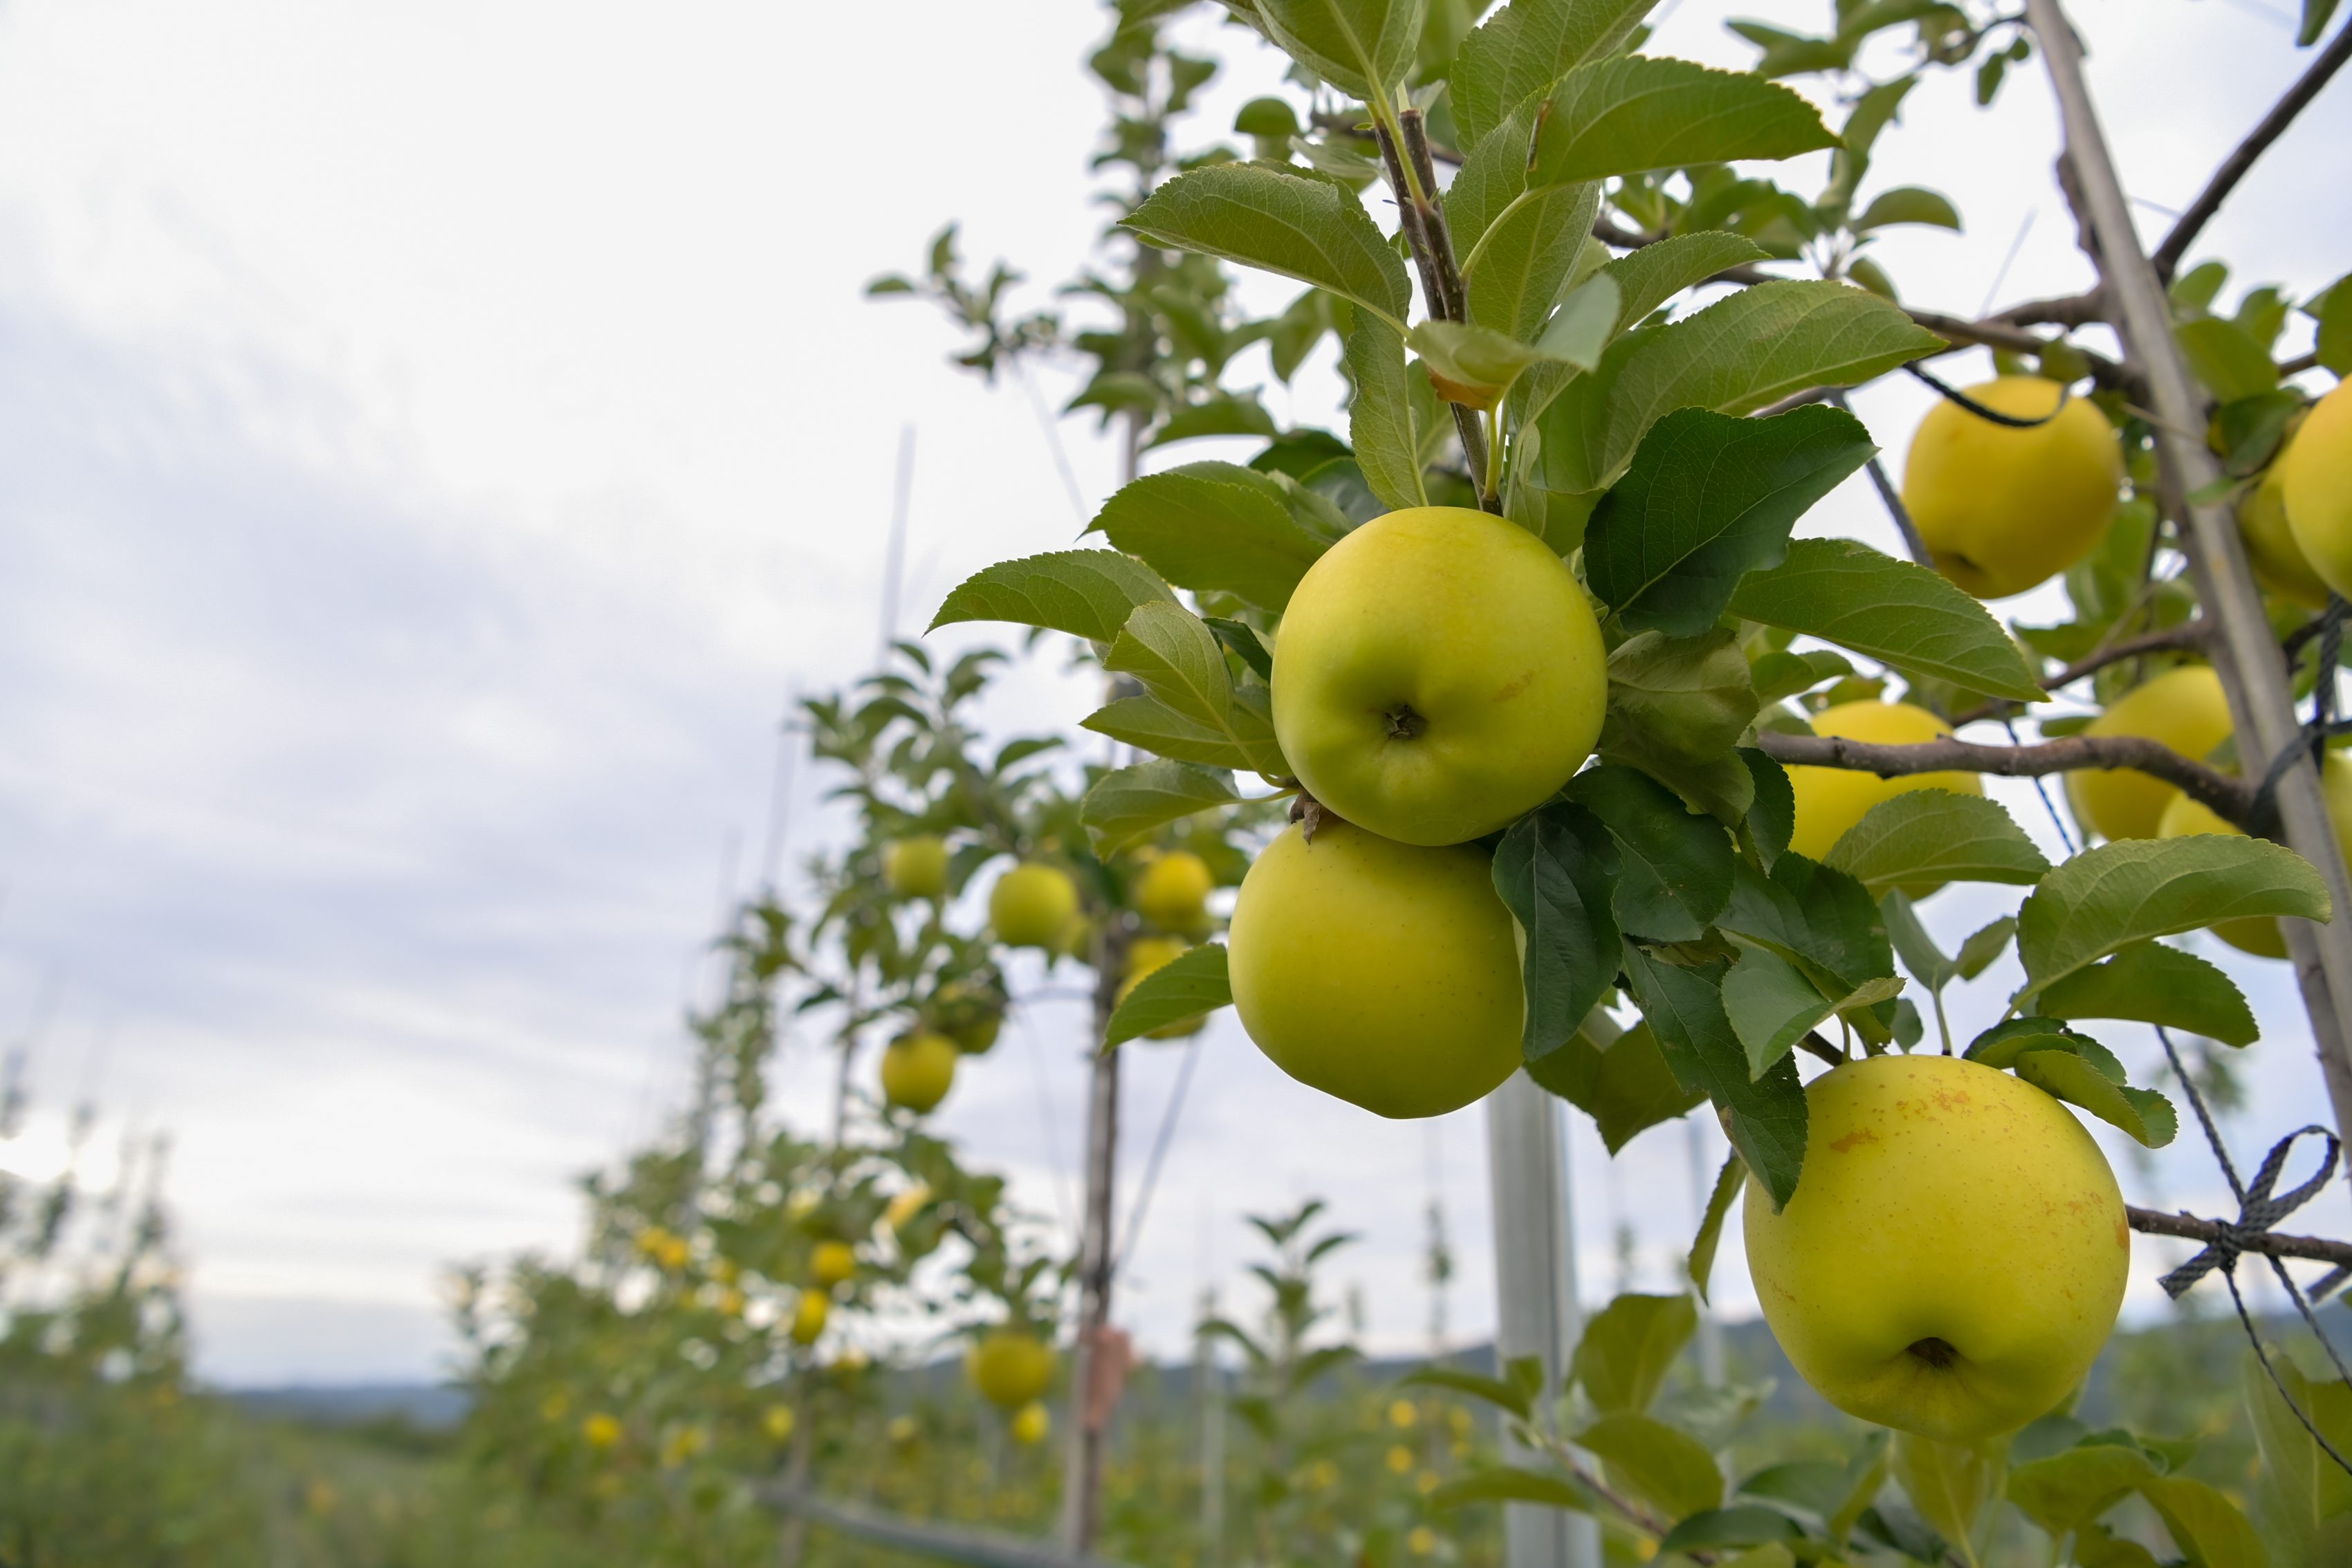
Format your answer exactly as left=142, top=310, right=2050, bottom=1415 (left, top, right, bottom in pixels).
left=1383, top=703, right=1427, bottom=741
left=1907, top=1336, right=1959, bottom=1370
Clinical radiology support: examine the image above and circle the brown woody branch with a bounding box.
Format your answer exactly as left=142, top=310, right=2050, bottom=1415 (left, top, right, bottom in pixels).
left=2149, top=15, right=2352, bottom=282
left=1372, top=114, right=1498, bottom=513
left=1951, top=619, right=2213, bottom=725
left=1987, top=288, right=2106, bottom=328
left=2127, top=1206, right=2352, bottom=1271
left=1751, top=728, right=2256, bottom=827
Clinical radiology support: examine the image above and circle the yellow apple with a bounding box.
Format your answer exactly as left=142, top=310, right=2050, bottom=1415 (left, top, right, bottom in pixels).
left=790, top=1288, right=829, bottom=1346
left=2284, top=382, right=2352, bottom=599
left=883, top=836, right=950, bottom=899
left=1134, top=849, right=1213, bottom=934
left=1120, top=934, right=1205, bottom=1040
left=2156, top=752, right=2352, bottom=959
left=2064, top=665, right=2234, bottom=842
left=1787, top=701, right=1982, bottom=863
left=989, top=862, right=1079, bottom=948
left=879, top=1031, right=959, bottom=1114
left=966, top=1328, right=1058, bottom=1410
left=1902, top=376, right=2124, bottom=599
left=811, top=1240, right=856, bottom=1289
left=1228, top=820, right=1521, bottom=1118
left=1011, top=1401, right=1051, bottom=1446
left=2239, top=454, right=2330, bottom=609
left=1744, top=1054, right=2128, bottom=1444
left=931, top=979, right=1004, bottom=1055
left=1270, top=506, right=1606, bottom=847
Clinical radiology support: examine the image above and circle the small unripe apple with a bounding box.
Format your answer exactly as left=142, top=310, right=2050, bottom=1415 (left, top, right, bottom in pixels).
left=2156, top=751, right=2352, bottom=958
left=790, top=1288, right=830, bottom=1346
left=2284, top=382, right=2352, bottom=598
left=879, top=1031, right=959, bottom=1114
left=883, top=836, right=950, bottom=899
left=1787, top=701, right=1981, bottom=864
left=966, top=1328, right=1058, bottom=1410
left=2064, top=665, right=2233, bottom=842
left=811, top=1240, right=856, bottom=1289
left=1902, top=376, right=2123, bottom=599
left=990, top=862, right=1079, bottom=948
left=1011, top=1400, right=1051, bottom=1446
left=1134, top=849, right=1214, bottom=934
left=1228, top=820, right=1521, bottom=1118
left=1271, top=506, right=1607, bottom=847
left=1120, top=934, right=1205, bottom=1040
left=1745, top=1055, right=2127, bottom=1443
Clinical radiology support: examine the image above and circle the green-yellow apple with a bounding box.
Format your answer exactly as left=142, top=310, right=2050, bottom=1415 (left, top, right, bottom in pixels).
left=1134, top=849, right=1213, bottom=934
left=2239, top=452, right=2330, bottom=609
left=930, top=979, right=1004, bottom=1055
left=1228, top=820, right=1521, bottom=1117
left=1270, top=506, right=1606, bottom=847
left=1744, top=1054, right=2128, bottom=1444
left=883, top=836, right=950, bottom=899
left=1787, top=701, right=1981, bottom=863
left=879, top=1031, right=958, bottom=1114
left=1011, top=1401, right=1050, bottom=1446
left=2156, top=751, right=2352, bottom=958
left=790, top=1287, right=829, bottom=1345
left=811, top=1240, right=856, bottom=1289
left=989, top=862, right=1078, bottom=948
left=966, top=1328, right=1058, bottom=1410
left=2064, top=665, right=2233, bottom=843
left=2285, top=382, right=2352, bottom=598
left=1902, top=376, right=2123, bottom=599
left=1119, top=934, right=1205, bottom=1040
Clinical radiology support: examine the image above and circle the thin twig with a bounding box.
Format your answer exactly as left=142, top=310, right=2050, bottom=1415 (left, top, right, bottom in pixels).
left=1828, top=390, right=1933, bottom=566
left=2151, top=16, right=2352, bottom=281
left=1375, top=111, right=1498, bottom=512
left=1751, top=728, right=2256, bottom=826
left=1987, top=288, right=2106, bottom=328
left=1951, top=620, right=2212, bottom=724
left=2127, top=1206, right=2352, bottom=1269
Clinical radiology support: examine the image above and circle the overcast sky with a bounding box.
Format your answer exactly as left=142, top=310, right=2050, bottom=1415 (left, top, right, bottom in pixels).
left=1, top=0, right=2347, bottom=1387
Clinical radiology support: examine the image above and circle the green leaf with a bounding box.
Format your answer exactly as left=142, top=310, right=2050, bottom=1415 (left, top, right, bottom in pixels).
left=1425, top=1464, right=1592, bottom=1513
left=2016, top=836, right=2333, bottom=996
left=2302, top=0, right=2345, bottom=46
left=1343, top=315, right=1428, bottom=509
left=1536, top=269, right=1621, bottom=371
left=1719, top=854, right=1894, bottom=997
left=1251, top=0, right=1428, bottom=103
left=1621, top=948, right=1808, bottom=1208
left=1203, top=616, right=1276, bottom=681
left=1104, top=943, right=1232, bottom=1048
left=1080, top=761, right=1242, bottom=858
left=1399, top=1366, right=1533, bottom=1421
left=1655, top=1507, right=1804, bottom=1553
left=1602, top=628, right=1761, bottom=766
left=1494, top=804, right=1623, bottom=1062
left=1572, top=1292, right=1698, bottom=1416
left=1469, top=181, right=1604, bottom=344
left=1124, top=161, right=1411, bottom=324
left=2245, top=1347, right=2352, bottom=1568
left=930, top=549, right=1175, bottom=641
left=1740, top=748, right=1794, bottom=869
left=2140, top=1474, right=2269, bottom=1568
left=2037, top=939, right=2258, bottom=1046
left=1598, top=282, right=1946, bottom=479
left=1528, top=1013, right=1706, bottom=1152
left=1411, top=317, right=1553, bottom=408
left=1601, top=232, right=1774, bottom=334
left=1722, top=942, right=1900, bottom=1078
left=1585, top=405, right=1875, bottom=636
left=1565, top=764, right=1736, bottom=941
left=1105, top=602, right=1242, bottom=726
left=1823, top=791, right=2052, bottom=894
left=1963, top=1015, right=2105, bottom=1071
left=2006, top=1441, right=2156, bottom=1538
left=1451, top=0, right=1653, bottom=145
left=1749, top=647, right=1853, bottom=704
left=2308, top=272, right=2352, bottom=378
left=1579, top=1412, right=1726, bottom=1519
left=2176, top=315, right=2280, bottom=404
left=1092, top=463, right=1331, bottom=615
left=1853, top=185, right=1962, bottom=232
left=1081, top=691, right=1287, bottom=775
left=1727, top=536, right=2048, bottom=701
left=2014, top=1049, right=2178, bottom=1148
left=1891, top=1432, right=2005, bottom=1564
left=1528, top=57, right=1837, bottom=187
left=1688, top=1154, right=1743, bottom=1303
left=1149, top=393, right=1280, bottom=448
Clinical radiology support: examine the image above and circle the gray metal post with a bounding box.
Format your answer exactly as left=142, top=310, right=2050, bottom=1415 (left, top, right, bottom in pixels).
left=1485, top=1071, right=1602, bottom=1568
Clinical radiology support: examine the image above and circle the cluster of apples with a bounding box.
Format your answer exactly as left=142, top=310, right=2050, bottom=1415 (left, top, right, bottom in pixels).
left=965, top=1325, right=1058, bottom=1447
